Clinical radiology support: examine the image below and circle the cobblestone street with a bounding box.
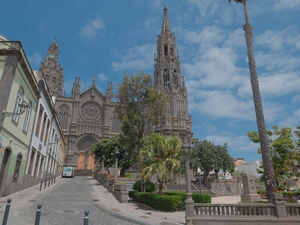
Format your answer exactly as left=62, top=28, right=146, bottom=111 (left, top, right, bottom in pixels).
left=20, top=177, right=144, bottom=225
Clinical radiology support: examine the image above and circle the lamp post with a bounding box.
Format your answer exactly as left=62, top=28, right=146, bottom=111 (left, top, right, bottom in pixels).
left=114, top=150, right=119, bottom=184
left=197, top=167, right=202, bottom=194
left=183, top=142, right=194, bottom=218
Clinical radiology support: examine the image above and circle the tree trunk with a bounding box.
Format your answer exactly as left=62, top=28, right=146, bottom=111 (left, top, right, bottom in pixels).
left=242, top=0, right=277, bottom=199
left=159, top=182, right=163, bottom=195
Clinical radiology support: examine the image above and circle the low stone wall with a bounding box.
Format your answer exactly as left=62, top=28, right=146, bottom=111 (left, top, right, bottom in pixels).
left=94, top=173, right=129, bottom=203
left=207, top=180, right=242, bottom=196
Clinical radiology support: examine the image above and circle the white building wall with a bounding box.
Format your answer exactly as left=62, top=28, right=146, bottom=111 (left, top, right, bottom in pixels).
left=236, top=160, right=262, bottom=177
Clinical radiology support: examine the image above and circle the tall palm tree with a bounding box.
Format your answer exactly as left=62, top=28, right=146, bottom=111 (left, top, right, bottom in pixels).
left=228, top=0, right=277, bottom=198
left=138, top=133, right=184, bottom=195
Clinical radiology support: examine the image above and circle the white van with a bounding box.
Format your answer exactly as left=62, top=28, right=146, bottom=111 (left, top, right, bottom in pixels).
left=62, top=166, right=74, bottom=178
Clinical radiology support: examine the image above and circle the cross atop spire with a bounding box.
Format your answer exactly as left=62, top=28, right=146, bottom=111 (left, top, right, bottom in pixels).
left=161, top=5, right=171, bottom=34
left=93, top=72, right=96, bottom=87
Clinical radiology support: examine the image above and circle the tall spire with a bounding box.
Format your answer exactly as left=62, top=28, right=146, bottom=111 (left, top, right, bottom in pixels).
left=161, top=5, right=171, bottom=34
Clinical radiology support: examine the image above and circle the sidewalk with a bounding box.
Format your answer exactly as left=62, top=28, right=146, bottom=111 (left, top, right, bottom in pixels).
left=0, top=177, right=66, bottom=225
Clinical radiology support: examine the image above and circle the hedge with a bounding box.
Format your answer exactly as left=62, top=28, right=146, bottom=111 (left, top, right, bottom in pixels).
left=129, top=191, right=211, bottom=211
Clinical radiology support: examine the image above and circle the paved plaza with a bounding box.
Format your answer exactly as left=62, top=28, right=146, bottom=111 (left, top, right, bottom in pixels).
left=0, top=176, right=240, bottom=225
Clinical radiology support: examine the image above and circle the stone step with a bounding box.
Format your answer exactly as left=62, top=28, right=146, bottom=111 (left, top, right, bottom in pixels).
left=74, top=169, right=92, bottom=176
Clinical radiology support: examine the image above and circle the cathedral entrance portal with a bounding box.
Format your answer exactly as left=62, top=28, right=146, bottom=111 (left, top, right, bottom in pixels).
left=76, top=136, right=97, bottom=170
left=77, top=148, right=95, bottom=170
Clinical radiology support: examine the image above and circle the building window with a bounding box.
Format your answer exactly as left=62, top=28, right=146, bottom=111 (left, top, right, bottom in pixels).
left=12, top=88, right=24, bottom=122
left=35, top=106, right=44, bottom=137
left=40, top=113, right=47, bottom=142
left=23, top=102, right=32, bottom=132
left=44, top=119, right=50, bottom=145
left=13, top=154, right=22, bottom=182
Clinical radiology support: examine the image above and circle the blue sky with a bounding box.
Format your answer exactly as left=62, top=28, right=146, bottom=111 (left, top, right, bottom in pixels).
left=2, top=0, right=300, bottom=163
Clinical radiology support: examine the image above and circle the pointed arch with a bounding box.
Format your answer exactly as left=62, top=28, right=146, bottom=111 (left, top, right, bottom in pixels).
left=58, top=104, right=70, bottom=130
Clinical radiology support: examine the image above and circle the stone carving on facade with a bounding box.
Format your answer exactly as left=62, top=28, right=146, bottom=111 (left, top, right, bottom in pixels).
left=80, top=101, right=102, bottom=121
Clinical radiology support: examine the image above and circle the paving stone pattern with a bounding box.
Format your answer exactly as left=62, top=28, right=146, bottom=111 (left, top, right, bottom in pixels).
left=25, top=177, right=144, bottom=225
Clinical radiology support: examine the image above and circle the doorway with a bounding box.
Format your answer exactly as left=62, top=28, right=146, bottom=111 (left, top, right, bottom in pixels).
left=0, top=149, right=11, bottom=191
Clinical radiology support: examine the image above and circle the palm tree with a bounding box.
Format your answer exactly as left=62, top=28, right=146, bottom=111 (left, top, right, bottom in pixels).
left=138, top=133, right=184, bottom=195
left=228, top=0, right=277, bottom=198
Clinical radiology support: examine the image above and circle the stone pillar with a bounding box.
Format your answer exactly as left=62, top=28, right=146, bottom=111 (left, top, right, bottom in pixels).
left=271, top=193, right=287, bottom=218
left=241, top=173, right=261, bottom=202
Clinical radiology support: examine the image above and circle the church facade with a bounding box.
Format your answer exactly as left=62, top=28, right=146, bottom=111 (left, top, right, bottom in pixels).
left=39, top=6, right=192, bottom=170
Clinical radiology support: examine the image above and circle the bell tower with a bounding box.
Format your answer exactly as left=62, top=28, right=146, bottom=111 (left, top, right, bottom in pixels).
left=39, top=37, right=64, bottom=97
left=153, top=6, right=192, bottom=140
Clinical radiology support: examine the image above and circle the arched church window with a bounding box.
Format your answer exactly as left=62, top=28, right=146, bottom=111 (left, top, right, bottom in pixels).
left=112, top=111, right=120, bottom=133
left=58, top=104, right=69, bottom=130
left=164, top=44, right=168, bottom=56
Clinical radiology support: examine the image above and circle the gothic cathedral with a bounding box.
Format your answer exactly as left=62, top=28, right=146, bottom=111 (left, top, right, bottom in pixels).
left=39, top=6, right=192, bottom=170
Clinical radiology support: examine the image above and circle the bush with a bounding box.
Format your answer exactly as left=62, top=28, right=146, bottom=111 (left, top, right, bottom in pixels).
left=134, top=192, right=182, bottom=211
left=128, top=190, right=138, bottom=200
left=192, top=193, right=211, bottom=203
left=257, top=190, right=266, bottom=194
left=125, top=172, right=133, bottom=178
left=132, top=180, right=157, bottom=192
left=163, top=191, right=211, bottom=203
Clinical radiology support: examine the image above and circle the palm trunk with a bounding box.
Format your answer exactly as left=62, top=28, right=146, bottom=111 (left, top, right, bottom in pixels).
left=242, top=0, right=277, bottom=199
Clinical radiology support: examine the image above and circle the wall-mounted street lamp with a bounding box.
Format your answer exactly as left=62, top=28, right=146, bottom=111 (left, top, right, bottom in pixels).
left=3, top=101, right=28, bottom=117
left=48, top=137, right=59, bottom=146
left=114, top=150, right=119, bottom=184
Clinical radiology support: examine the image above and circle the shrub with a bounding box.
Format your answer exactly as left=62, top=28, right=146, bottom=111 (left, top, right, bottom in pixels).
left=134, top=192, right=182, bottom=211
left=128, top=190, right=138, bottom=200
left=164, top=191, right=211, bottom=203
left=192, top=193, right=211, bottom=203
left=132, top=180, right=157, bottom=192
left=257, top=190, right=266, bottom=195
left=125, top=172, right=133, bottom=178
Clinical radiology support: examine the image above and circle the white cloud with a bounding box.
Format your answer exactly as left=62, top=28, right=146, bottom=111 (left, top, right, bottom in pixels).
left=27, top=52, right=43, bottom=67
left=204, top=133, right=258, bottom=154
left=111, top=44, right=156, bottom=72
left=238, top=72, right=300, bottom=97
left=78, top=17, right=105, bottom=39
left=98, top=73, right=107, bottom=81
left=273, top=0, right=300, bottom=11
left=187, top=0, right=220, bottom=19
left=183, top=46, right=245, bottom=89
left=188, top=89, right=254, bottom=120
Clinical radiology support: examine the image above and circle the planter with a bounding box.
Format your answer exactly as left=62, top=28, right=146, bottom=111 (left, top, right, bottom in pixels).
left=114, top=184, right=127, bottom=191
left=109, top=180, right=114, bottom=186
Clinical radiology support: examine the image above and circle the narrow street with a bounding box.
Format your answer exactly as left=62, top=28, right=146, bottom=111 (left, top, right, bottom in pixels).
left=5, top=177, right=145, bottom=225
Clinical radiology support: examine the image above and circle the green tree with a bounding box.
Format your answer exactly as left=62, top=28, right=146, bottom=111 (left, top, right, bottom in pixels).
left=247, top=125, right=300, bottom=184
left=228, top=0, right=277, bottom=198
left=115, top=72, right=169, bottom=165
left=92, top=134, right=132, bottom=176
left=190, top=140, right=235, bottom=184
left=138, top=133, right=184, bottom=195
